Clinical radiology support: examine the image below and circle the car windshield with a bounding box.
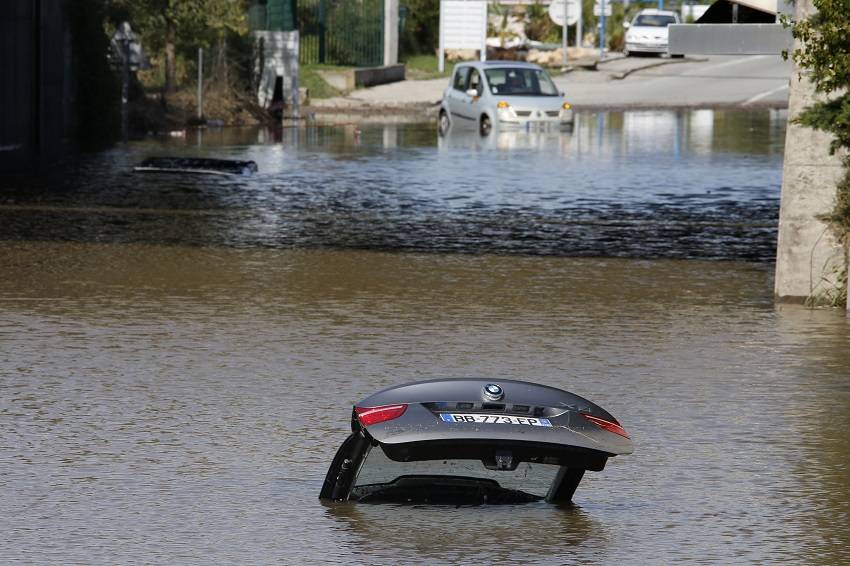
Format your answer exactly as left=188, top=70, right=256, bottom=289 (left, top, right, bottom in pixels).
left=485, top=68, right=559, bottom=96
left=633, top=14, right=677, bottom=26
left=351, top=444, right=561, bottom=504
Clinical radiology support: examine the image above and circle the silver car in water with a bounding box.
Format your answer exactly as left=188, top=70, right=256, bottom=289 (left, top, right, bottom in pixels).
left=439, top=61, right=574, bottom=136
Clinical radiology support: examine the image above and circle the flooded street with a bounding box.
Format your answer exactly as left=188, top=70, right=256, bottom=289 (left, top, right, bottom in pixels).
left=1, top=110, right=785, bottom=260
left=2, top=111, right=849, bottom=564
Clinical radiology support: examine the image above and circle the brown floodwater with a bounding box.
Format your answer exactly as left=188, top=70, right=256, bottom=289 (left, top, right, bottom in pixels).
left=1, top=246, right=849, bottom=564
left=1, top=113, right=848, bottom=564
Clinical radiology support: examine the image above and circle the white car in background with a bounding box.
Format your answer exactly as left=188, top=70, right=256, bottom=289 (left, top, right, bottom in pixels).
left=623, top=9, right=683, bottom=57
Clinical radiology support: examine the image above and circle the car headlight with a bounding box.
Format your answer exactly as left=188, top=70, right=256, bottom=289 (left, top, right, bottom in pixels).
left=496, top=101, right=510, bottom=109
left=562, top=102, right=572, bottom=110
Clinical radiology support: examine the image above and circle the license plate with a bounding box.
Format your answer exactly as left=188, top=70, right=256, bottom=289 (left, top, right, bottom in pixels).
left=440, top=413, right=552, bottom=427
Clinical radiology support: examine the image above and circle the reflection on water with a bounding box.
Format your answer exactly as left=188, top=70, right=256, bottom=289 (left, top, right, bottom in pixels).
left=323, top=500, right=606, bottom=561
left=2, top=110, right=848, bottom=564
left=0, top=110, right=784, bottom=260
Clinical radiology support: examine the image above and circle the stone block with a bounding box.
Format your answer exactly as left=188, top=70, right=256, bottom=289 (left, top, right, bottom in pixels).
left=354, top=64, right=405, bottom=88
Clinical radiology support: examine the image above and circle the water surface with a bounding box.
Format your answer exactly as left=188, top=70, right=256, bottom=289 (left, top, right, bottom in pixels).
left=2, top=112, right=848, bottom=564
left=0, top=109, right=787, bottom=260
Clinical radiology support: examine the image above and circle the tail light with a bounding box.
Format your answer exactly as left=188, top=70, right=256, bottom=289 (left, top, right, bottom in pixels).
left=355, top=404, right=407, bottom=427
left=581, top=413, right=630, bottom=439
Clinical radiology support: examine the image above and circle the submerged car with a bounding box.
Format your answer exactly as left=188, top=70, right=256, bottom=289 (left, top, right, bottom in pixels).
left=623, top=9, right=683, bottom=57
left=320, top=378, right=632, bottom=505
left=439, top=62, right=574, bottom=137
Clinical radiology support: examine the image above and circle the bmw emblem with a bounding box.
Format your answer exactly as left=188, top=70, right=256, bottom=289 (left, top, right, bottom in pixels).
left=483, top=383, right=504, bottom=401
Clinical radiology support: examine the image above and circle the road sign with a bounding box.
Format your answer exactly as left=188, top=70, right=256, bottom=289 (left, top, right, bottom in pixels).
left=439, top=0, right=488, bottom=72
left=548, top=0, right=579, bottom=27
left=593, top=3, right=612, bottom=16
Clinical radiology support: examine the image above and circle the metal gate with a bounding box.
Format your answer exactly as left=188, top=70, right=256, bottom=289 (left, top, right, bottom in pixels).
left=298, top=0, right=384, bottom=67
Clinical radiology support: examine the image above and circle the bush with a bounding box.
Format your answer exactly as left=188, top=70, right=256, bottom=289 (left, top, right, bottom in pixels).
left=786, top=2, right=850, bottom=161
left=524, top=1, right=560, bottom=43
left=399, top=0, right=440, bottom=57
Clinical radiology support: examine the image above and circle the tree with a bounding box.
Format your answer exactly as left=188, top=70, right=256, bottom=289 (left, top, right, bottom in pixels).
left=787, top=1, right=850, bottom=155
left=399, top=0, right=440, bottom=56
left=107, top=0, right=247, bottom=95
left=786, top=2, right=850, bottom=237
left=205, top=0, right=249, bottom=88
left=524, top=1, right=556, bottom=43
left=488, top=3, right=518, bottom=48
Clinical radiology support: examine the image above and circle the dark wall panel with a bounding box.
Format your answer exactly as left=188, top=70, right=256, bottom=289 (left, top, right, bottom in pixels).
left=0, top=0, right=36, bottom=169
left=1, top=0, right=72, bottom=172
left=39, top=0, right=69, bottom=165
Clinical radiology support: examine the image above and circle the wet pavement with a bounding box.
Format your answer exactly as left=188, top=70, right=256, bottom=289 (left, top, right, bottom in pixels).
left=2, top=110, right=849, bottom=565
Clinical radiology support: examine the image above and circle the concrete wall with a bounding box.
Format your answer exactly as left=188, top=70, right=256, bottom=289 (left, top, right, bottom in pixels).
left=774, top=0, right=846, bottom=304
left=668, top=24, right=791, bottom=55
left=355, top=64, right=405, bottom=88
left=254, top=30, right=300, bottom=116
left=317, top=65, right=406, bottom=92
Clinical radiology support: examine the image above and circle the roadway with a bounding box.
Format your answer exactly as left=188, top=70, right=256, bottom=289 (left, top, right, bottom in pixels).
left=307, top=54, right=792, bottom=113
left=555, top=54, right=792, bottom=109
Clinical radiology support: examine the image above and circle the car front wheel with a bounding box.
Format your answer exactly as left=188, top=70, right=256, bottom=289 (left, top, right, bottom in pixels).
left=438, top=110, right=450, bottom=136
left=479, top=114, right=492, bottom=136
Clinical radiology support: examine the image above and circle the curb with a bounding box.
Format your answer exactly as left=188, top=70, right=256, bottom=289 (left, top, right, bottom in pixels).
left=596, top=54, right=629, bottom=66
left=304, top=102, right=440, bottom=117
left=572, top=54, right=627, bottom=71
left=609, top=56, right=709, bottom=80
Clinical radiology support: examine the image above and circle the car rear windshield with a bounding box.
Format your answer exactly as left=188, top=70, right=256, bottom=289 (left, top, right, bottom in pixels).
left=351, top=444, right=561, bottom=503
left=485, top=68, right=559, bottom=96
left=633, top=14, right=677, bottom=26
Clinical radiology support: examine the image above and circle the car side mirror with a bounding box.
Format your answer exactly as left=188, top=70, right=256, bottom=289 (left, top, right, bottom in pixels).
left=559, top=91, right=565, bottom=97
left=466, top=88, right=479, bottom=97
left=623, top=21, right=631, bottom=29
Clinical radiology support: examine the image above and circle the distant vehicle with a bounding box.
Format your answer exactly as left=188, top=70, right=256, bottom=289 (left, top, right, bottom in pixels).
left=438, top=62, right=575, bottom=137
left=319, top=378, right=633, bottom=504
left=623, top=9, right=683, bottom=58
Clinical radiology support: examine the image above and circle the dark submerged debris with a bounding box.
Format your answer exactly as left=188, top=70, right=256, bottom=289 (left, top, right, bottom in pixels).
left=134, top=157, right=258, bottom=176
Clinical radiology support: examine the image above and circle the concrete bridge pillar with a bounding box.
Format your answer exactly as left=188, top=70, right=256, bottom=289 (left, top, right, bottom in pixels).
left=774, top=0, right=847, bottom=305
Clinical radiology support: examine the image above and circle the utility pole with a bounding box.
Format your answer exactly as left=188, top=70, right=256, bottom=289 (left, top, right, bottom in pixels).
left=599, top=0, right=606, bottom=59
left=577, top=1, right=582, bottom=47
left=562, top=0, right=568, bottom=67
left=121, top=38, right=129, bottom=142
left=197, top=47, right=204, bottom=121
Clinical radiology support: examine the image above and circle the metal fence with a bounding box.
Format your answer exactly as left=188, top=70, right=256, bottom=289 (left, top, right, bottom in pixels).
left=298, top=0, right=384, bottom=67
